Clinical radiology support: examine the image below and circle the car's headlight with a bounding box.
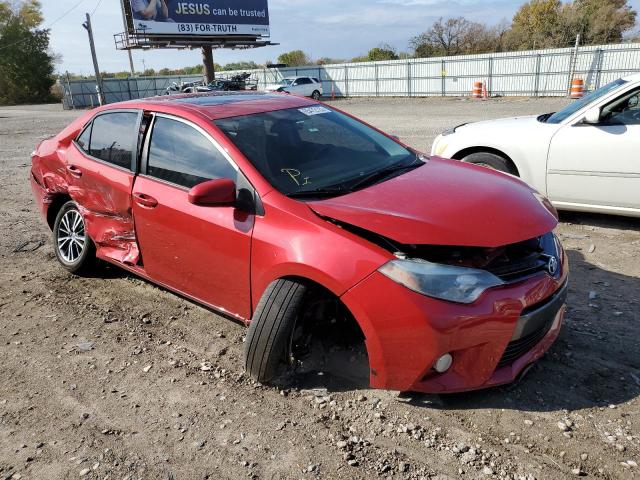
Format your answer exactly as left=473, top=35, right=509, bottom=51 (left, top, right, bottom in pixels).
left=379, top=258, right=504, bottom=304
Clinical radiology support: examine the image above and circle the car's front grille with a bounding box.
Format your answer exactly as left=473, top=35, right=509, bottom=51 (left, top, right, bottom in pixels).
left=405, top=232, right=560, bottom=285
left=497, top=322, right=552, bottom=368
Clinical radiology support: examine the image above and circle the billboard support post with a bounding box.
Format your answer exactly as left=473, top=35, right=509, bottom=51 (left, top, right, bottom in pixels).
left=202, top=46, right=215, bottom=83
left=82, top=13, right=105, bottom=105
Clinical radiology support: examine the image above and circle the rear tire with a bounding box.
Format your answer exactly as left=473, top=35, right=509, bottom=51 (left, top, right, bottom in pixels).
left=244, top=279, right=308, bottom=383
left=311, top=90, right=321, bottom=100
left=53, top=201, right=96, bottom=275
left=462, top=152, right=518, bottom=176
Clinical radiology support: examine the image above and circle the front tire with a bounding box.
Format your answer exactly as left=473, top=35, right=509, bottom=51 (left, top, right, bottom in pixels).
left=53, top=201, right=96, bottom=275
left=311, top=90, right=321, bottom=100
left=462, top=152, right=518, bottom=176
left=244, top=279, right=308, bottom=383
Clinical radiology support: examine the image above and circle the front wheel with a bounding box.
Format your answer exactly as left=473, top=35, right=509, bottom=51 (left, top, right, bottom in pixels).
left=462, top=152, right=518, bottom=176
left=53, top=201, right=96, bottom=275
left=311, top=90, right=321, bottom=100
left=244, top=279, right=308, bottom=382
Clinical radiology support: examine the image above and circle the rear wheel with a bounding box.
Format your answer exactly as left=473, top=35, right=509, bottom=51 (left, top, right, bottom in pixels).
left=462, top=151, right=518, bottom=176
left=311, top=90, right=321, bottom=100
left=53, top=201, right=96, bottom=275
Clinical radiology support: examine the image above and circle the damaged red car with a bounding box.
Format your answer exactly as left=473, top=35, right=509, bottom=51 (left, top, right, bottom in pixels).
left=30, top=92, right=568, bottom=393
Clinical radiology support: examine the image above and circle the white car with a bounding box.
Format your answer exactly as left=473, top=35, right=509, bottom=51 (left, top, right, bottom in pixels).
left=431, top=74, right=640, bottom=218
left=264, top=76, right=323, bottom=100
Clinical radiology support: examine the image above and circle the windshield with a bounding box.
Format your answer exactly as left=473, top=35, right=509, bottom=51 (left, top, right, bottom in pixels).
left=279, top=79, right=294, bottom=86
left=215, top=106, right=417, bottom=196
left=545, top=78, right=628, bottom=124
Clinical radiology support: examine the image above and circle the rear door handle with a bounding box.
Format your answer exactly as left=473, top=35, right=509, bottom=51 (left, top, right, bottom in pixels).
left=133, top=192, right=158, bottom=209
left=66, top=165, right=82, bottom=178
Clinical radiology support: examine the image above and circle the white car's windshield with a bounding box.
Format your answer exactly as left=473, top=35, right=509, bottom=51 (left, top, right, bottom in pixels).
left=279, top=79, right=294, bottom=86
left=545, top=78, right=628, bottom=124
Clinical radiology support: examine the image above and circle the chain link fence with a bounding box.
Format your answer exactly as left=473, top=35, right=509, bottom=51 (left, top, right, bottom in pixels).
left=62, top=42, right=640, bottom=109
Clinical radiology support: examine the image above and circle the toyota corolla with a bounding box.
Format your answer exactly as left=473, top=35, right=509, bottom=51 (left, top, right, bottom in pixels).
left=30, top=92, right=568, bottom=393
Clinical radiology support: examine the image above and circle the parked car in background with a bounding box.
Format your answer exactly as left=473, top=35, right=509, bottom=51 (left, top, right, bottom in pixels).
left=264, top=76, right=323, bottom=99
left=431, top=74, right=640, bottom=218
left=165, top=74, right=256, bottom=95
left=30, top=92, right=566, bottom=394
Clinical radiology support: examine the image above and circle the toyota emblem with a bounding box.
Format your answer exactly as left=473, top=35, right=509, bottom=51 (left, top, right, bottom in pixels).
left=547, top=256, right=558, bottom=276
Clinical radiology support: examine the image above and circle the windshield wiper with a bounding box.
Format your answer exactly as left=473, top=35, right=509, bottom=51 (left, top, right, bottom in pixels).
left=347, top=159, right=423, bottom=191
left=286, top=186, right=346, bottom=199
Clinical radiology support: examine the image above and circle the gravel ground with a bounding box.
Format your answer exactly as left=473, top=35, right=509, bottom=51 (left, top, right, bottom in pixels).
left=0, top=98, right=639, bottom=480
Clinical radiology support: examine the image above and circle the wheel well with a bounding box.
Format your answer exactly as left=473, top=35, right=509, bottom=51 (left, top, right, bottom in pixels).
left=46, top=194, right=72, bottom=230
left=451, top=147, right=520, bottom=176
left=280, top=276, right=370, bottom=385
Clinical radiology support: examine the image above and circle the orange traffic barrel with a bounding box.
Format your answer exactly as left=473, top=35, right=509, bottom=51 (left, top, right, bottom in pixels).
left=472, top=81, right=483, bottom=98
left=570, top=78, right=584, bottom=99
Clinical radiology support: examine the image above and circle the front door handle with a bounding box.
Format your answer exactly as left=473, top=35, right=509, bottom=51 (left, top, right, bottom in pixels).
left=66, top=165, right=82, bottom=178
left=133, top=192, right=158, bottom=209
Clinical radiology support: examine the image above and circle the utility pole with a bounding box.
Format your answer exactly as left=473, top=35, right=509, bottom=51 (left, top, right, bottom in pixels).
left=119, top=0, right=136, bottom=76
left=82, top=13, right=105, bottom=105
left=202, top=46, right=215, bottom=83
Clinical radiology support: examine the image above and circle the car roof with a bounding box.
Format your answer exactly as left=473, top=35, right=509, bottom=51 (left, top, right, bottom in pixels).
left=118, top=91, right=316, bottom=120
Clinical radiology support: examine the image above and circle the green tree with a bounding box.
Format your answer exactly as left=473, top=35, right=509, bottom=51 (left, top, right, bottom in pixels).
left=410, top=17, right=502, bottom=57
left=277, top=50, right=311, bottom=67
left=367, top=44, right=399, bottom=61
left=0, top=0, right=54, bottom=105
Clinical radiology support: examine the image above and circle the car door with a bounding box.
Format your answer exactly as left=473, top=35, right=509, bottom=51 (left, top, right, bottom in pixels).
left=65, top=110, right=142, bottom=265
left=547, top=86, right=640, bottom=211
left=132, top=114, right=254, bottom=319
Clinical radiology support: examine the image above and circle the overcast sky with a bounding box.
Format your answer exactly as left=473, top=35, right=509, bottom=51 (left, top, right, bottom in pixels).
left=43, top=0, right=640, bottom=75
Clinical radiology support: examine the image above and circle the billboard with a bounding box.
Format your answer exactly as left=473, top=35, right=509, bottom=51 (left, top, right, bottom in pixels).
left=123, top=1, right=270, bottom=37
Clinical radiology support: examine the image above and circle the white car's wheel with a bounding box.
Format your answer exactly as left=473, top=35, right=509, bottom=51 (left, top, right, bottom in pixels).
left=462, top=152, right=518, bottom=176
left=311, top=90, right=321, bottom=100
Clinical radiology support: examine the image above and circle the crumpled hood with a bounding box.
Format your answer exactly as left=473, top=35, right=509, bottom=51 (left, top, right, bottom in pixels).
left=308, top=157, right=557, bottom=248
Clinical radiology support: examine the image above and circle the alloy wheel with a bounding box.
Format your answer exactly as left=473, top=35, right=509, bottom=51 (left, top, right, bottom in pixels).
left=57, top=209, right=86, bottom=263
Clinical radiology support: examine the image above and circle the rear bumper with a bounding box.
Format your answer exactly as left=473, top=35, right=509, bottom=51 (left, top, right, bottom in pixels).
left=30, top=170, right=52, bottom=222
left=341, top=256, right=568, bottom=393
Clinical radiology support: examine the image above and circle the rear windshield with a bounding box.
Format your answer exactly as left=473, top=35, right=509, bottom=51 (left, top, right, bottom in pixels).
left=214, top=106, right=414, bottom=195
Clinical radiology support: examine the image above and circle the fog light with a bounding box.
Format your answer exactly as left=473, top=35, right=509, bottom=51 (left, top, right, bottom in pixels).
left=433, top=353, right=453, bottom=373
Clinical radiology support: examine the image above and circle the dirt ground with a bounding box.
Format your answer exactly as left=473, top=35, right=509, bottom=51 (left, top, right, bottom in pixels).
left=0, top=98, right=639, bottom=480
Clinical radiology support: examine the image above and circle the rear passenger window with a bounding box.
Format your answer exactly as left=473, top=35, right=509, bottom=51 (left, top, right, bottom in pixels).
left=147, top=117, right=236, bottom=188
left=76, top=124, right=91, bottom=150
left=89, top=112, right=138, bottom=169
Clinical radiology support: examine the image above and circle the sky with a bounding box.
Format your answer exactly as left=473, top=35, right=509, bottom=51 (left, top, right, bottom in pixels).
left=42, top=0, right=640, bottom=75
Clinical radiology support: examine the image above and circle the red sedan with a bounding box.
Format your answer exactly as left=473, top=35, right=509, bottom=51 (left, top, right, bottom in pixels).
left=30, top=93, right=568, bottom=393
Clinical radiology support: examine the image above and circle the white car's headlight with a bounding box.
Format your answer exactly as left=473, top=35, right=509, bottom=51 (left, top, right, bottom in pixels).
left=379, top=258, right=504, bottom=304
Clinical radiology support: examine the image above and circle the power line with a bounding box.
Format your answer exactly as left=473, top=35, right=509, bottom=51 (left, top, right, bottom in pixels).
left=91, top=0, right=105, bottom=17
left=0, top=0, right=91, bottom=52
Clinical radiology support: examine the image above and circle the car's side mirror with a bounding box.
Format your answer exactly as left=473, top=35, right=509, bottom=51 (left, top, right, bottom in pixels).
left=188, top=178, right=236, bottom=207
left=581, top=106, right=601, bottom=125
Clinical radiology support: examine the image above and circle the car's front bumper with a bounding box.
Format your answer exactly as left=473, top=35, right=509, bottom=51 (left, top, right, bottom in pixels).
left=341, top=256, right=568, bottom=393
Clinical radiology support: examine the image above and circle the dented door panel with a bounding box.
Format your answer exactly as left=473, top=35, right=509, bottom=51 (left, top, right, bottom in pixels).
left=65, top=144, right=140, bottom=265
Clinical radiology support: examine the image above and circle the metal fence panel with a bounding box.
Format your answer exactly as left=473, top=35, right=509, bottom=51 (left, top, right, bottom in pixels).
left=62, top=42, right=640, bottom=108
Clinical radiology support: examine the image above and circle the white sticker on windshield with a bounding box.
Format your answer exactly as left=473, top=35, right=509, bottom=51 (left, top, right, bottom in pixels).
left=298, top=106, right=331, bottom=116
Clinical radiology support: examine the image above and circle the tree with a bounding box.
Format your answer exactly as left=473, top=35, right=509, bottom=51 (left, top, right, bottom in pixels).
left=0, top=0, right=54, bottom=105
left=367, top=44, right=399, bottom=61
left=504, top=0, right=637, bottom=49
left=410, top=17, right=500, bottom=57
left=277, top=50, right=310, bottom=67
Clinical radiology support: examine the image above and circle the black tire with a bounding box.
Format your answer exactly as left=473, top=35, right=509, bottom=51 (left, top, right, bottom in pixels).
left=53, top=201, right=96, bottom=275
left=462, top=152, right=518, bottom=176
left=311, top=90, right=321, bottom=100
left=244, top=279, right=308, bottom=383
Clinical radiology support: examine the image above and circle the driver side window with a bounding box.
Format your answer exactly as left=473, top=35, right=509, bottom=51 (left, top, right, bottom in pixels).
left=601, top=88, right=640, bottom=126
